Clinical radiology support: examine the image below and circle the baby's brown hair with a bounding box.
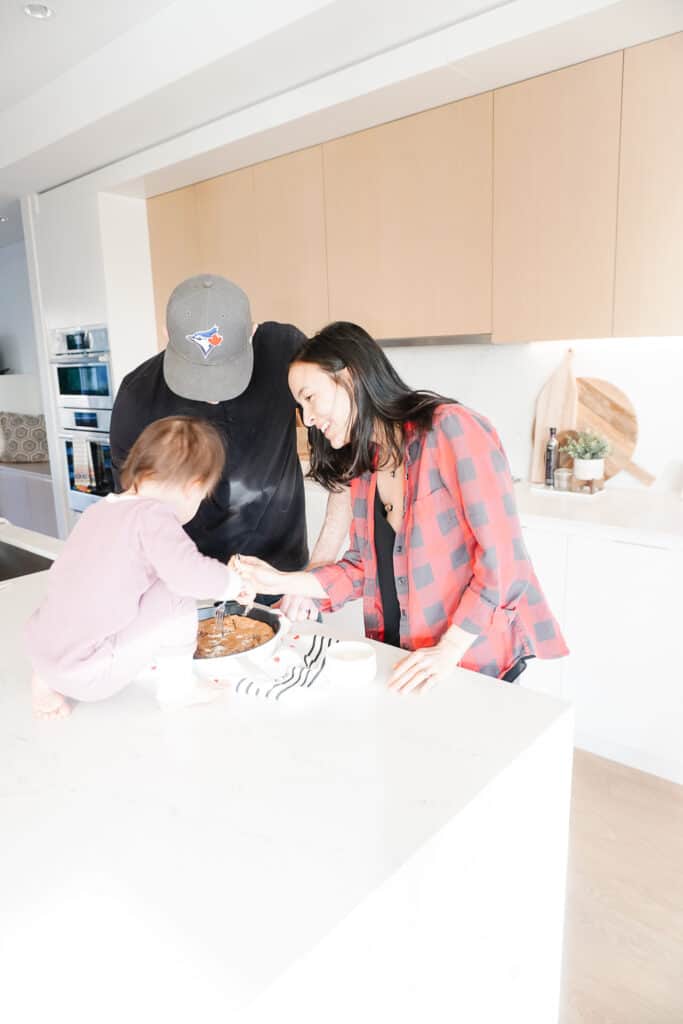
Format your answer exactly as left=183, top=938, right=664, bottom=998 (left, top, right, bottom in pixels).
left=120, top=416, right=225, bottom=494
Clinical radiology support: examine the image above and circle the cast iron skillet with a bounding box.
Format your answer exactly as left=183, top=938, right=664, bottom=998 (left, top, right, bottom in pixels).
left=193, top=601, right=289, bottom=675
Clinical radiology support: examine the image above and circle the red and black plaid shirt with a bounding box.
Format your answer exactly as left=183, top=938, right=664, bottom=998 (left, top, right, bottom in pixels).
left=312, top=403, right=569, bottom=679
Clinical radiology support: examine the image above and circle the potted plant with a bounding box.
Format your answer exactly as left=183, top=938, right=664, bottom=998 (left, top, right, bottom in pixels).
left=561, top=430, right=610, bottom=480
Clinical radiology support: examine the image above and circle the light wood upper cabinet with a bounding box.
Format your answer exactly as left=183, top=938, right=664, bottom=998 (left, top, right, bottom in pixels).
left=252, top=147, right=328, bottom=336
left=614, top=32, right=683, bottom=337
left=147, top=35, right=682, bottom=348
left=147, top=187, right=202, bottom=349
left=194, top=167, right=261, bottom=310
left=492, top=52, right=623, bottom=343
left=323, top=94, right=493, bottom=339
left=148, top=152, right=328, bottom=341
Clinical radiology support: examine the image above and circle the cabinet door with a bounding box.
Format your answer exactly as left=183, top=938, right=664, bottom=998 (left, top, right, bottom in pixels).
left=324, top=93, right=492, bottom=339
left=563, top=535, right=683, bottom=782
left=194, top=167, right=261, bottom=302
left=520, top=526, right=568, bottom=699
left=614, top=32, right=683, bottom=336
left=147, top=186, right=202, bottom=350
left=252, top=147, right=328, bottom=336
left=493, top=52, right=622, bottom=342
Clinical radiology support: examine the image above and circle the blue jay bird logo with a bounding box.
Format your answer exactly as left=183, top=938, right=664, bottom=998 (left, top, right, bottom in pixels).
left=186, top=325, right=224, bottom=358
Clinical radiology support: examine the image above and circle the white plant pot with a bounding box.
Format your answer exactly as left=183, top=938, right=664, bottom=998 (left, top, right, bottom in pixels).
left=573, top=457, right=605, bottom=481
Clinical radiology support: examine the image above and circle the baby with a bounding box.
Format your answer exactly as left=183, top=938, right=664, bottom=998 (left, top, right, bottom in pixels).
left=26, top=415, right=254, bottom=718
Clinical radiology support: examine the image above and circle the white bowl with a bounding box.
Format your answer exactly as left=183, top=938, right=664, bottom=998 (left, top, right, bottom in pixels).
left=325, top=641, right=377, bottom=687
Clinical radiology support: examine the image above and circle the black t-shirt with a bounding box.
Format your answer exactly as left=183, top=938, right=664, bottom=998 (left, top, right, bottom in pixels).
left=110, top=321, right=308, bottom=570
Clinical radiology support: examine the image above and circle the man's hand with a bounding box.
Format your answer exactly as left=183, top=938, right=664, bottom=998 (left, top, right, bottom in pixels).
left=276, top=595, right=320, bottom=622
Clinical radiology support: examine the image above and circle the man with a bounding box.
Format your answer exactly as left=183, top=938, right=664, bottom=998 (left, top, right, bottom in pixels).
left=110, top=274, right=349, bottom=612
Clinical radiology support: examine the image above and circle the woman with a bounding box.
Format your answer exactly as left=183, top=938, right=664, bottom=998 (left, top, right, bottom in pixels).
left=240, top=322, right=568, bottom=693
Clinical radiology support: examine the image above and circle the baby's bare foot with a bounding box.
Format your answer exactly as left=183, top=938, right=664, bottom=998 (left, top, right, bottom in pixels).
left=31, top=673, right=71, bottom=720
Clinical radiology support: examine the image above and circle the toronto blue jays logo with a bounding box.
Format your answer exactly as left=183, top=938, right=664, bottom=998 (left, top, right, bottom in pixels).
left=186, top=325, right=224, bottom=358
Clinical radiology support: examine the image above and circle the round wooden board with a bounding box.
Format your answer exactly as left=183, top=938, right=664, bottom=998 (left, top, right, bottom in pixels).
left=575, top=377, right=637, bottom=480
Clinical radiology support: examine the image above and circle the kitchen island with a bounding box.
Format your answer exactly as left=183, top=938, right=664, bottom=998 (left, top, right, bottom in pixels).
left=0, top=526, right=573, bottom=1024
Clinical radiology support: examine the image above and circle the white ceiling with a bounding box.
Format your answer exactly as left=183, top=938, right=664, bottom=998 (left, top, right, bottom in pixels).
left=0, top=0, right=178, bottom=109
left=0, top=0, right=682, bottom=248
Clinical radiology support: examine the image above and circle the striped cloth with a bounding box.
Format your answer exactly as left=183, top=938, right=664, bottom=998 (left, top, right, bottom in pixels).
left=206, top=632, right=339, bottom=702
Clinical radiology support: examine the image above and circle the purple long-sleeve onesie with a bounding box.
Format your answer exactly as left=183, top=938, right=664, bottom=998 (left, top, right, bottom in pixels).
left=25, top=495, right=239, bottom=696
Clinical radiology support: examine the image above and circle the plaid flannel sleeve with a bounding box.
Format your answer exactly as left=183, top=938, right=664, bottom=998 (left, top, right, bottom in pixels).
left=437, top=410, right=530, bottom=636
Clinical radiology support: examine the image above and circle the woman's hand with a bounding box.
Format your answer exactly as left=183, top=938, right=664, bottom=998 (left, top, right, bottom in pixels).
left=227, top=554, right=257, bottom=606
left=387, top=625, right=477, bottom=694
left=232, top=555, right=327, bottom=600
left=232, top=554, right=284, bottom=595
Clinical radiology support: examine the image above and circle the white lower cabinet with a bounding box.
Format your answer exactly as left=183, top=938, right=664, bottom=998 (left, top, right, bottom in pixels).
left=0, top=465, right=58, bottom=537
left=563, top=535, right=683, bottom=783
left=520, top=525, right=568, bottom=700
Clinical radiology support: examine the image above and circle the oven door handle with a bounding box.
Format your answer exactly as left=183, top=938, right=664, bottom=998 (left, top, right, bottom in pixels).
left=58, top=431, right=110, bottom=444
left=50, top=354, right=110, bottom=366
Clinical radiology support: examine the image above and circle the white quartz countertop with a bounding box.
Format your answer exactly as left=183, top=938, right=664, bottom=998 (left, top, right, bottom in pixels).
left=0, top=518, right=62, bottom=560
left=514, top=482, right=683, bottom=549
left=0, top=564, right=570, bottom=1023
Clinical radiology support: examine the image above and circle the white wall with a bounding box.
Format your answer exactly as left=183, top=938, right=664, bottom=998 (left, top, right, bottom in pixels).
left=98, top=192, right=158, bottom=389
left=0, top=241, right=40, bottom=378
left=0, top=374, right=44, bottom=415
left=388, top=335, right=683, bottom=493
left=34, top=185, right=108, bottom=329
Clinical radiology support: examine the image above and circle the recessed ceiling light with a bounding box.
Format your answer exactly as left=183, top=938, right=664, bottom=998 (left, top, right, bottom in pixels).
left=24, top=3, right=54, bottom=18
left=0, top=217, right=8, bottom=224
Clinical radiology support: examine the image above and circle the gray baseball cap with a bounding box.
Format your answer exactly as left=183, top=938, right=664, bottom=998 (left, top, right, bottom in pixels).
left=163, top=274, right=254, bottom=402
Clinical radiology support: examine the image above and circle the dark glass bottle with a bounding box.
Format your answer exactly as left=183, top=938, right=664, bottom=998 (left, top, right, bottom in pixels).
left=545, top=427, right=559, bottom=487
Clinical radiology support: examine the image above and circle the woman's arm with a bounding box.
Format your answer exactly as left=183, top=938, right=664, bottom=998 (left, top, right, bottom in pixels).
left=236, top=556, right=326, bottom=599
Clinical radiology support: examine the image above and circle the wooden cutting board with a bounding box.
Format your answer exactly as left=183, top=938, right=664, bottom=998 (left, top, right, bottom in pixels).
left=575, top=377, right=654, bottom=485
left=531, top=350, right=578, bottom=483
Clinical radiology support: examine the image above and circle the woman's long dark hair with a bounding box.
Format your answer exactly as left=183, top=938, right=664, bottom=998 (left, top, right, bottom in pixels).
left=292, top=322, right=456, bottom=490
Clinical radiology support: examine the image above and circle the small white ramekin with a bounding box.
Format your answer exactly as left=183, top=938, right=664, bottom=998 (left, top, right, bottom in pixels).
left=324, top=641, right=377, bottom=687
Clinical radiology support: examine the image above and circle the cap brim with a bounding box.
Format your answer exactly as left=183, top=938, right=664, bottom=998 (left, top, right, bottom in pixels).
left=163, top=342, right=254, bottom=402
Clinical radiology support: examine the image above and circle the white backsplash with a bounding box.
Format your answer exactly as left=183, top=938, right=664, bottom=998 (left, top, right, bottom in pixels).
left=0, top=240, right=39, bottom=377
left=387, top=335, right=683, bottom=493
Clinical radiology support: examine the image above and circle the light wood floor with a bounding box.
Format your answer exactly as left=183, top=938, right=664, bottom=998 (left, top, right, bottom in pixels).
left=560, top=750, right=683, bottom=1023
